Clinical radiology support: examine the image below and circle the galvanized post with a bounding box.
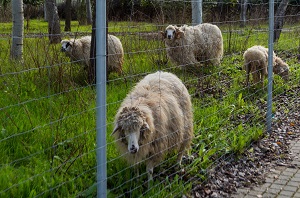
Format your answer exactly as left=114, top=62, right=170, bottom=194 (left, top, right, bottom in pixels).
left=192, top=0, right=202, bottom=25
left=96, top=0, right=107, bottom=197
left=266, top=0, right=274, bottom=133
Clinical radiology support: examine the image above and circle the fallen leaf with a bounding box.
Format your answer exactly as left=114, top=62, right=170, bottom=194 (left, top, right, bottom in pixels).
left=204, top=188, right=211, bottom=194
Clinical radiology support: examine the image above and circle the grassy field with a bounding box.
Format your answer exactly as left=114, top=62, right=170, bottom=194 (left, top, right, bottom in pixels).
left=0, top=19, right=299, bottom=197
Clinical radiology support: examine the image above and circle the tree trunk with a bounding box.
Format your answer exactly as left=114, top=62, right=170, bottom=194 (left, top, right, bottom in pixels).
left=11, top=0, right=24, bottom=60
left=86, top=0, right=92, bottom=25
left=64, top=0, right=71, bottom=31
left=274, top=0, right=289, bottom=42
left=44, top=2, right=48, bottom=21
left=88, top=0, right=96, bottom=84
left=45, top=0, right=61, bottom=44
left=240, top=0, right=247, bottom=27
left=77, top=0, right=87, bottom=25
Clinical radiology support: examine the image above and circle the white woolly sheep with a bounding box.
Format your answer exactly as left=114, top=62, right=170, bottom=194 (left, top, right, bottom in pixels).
left=161, top=23, right=223, bottom=69
left=112, top=71, right=194, bottom=183
left=243, top=45, right=289, bottom=87
left=61, top=34, right=124, bottom=76
left=106, top=34, right=124, bottom=76
left=61, top=36, right=91, bottom=67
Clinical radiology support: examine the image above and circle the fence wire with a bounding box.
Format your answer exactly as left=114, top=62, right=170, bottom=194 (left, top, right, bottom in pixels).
left=0, top=1, right=300, bottom=197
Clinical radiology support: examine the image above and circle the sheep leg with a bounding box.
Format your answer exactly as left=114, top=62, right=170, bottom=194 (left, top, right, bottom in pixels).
left=218, top=69, right=223, bottom=100
left=262, top=67, right=268, bottom=89
left=245, top=63, right=250, bottom=87
left=253, top=72, right=259, bottom=87
left=146, top=162, right=154, bottom=188
left=176, top=140, right=190, bottom=166
left=260, top=72, right=264, bottom=88
left=252, top=64, right=259, bottom=87
left=176, top=151, right=184, bottom=166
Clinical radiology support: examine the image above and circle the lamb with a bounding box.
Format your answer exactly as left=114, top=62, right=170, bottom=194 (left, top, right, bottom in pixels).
left=243, top=45, right=272, bottom=87
left=112, top=71, right=194, bottom=184
left=161, top=23, right=223, bottom=70
left=61, top=34, right=124, bottom=76
left=273, top=56, right=289, bottom=81
left=243, top=45, right=289, bottom=87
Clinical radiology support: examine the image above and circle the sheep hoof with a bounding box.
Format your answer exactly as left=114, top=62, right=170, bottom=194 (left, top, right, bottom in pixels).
left=180, top=167, right=186, bottom=175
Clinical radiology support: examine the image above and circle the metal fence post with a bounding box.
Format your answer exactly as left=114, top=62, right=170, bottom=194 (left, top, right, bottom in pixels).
left=96, top=0, right=107, bottom=197
left=192, top=0, right=202, bottom=25
left=267, top=0, right=274, bottom=133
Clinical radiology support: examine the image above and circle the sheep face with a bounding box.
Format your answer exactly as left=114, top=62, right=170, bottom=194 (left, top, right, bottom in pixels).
left=166, top=28, right=176, bottom=40
left=274, top=57, right=289, bottom=81
left=161, top=25, right=184, bottom=40
left=274, top=64, right=289, bottom=81
left=112, top=107, right=150, bottom=154
left=61, top=40, right=72, bottom=52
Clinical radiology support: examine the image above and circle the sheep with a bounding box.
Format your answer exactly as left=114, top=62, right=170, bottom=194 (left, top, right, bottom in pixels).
left=161, top=23, right=223, bottom=70
left=273, top=56, right=289, bottom=81
left=112, top=71, right=194, bottom=184
left=61, top=36, right=91, bottom=67
left=243, top=45, right=289, bottom=87
left=61, top=34, right=124, bottom=76
left=243, top=45, right=272, bottom=87
left=106, top=34, right=124, bottom=76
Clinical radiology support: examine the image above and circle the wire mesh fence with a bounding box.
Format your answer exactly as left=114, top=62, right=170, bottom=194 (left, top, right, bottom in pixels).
left=0, top=0, right=300, bottom=197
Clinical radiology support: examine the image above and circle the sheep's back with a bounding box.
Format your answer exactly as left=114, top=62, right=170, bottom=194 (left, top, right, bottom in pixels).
left=243, top=46, right=269, bottom=76
left=121, top=72, right=193, bottom=158
left=69, top=36, right=91, bottom=66
left=107, top=35, right=124, bottom=74
left=244, top=47, right=267, bottom=64
left=194, top=23, right=223, bottom=63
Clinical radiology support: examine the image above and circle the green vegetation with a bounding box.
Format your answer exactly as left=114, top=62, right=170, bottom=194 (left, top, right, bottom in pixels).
left=0, top=19, right=299, bottom=197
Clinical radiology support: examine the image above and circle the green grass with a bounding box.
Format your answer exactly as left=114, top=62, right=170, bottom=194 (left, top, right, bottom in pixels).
left=0, top=19, right=299, bottom=197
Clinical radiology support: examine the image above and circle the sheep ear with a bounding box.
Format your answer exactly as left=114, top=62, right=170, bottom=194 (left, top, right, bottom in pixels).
left=111, top=125, right=120, bottom=135
left=160, top=31, right=166, bottom=39
left=175, top=30, right=184, bottom=39
left=141, top=122, right=150, bottom=132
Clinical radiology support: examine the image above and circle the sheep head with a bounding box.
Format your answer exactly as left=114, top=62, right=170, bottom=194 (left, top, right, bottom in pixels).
left=112, top=107, right=150, bottom=154
left=274, top=57, right=289, bottom=81
left=61, top=40, right=73, bottom=53
left=161, top=25, right=184, bottom=40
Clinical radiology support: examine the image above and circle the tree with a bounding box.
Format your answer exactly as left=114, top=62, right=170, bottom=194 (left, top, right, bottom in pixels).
left=45, top=0, right=61, bottom=44
left=23, top=0, right=44, bottom=30
left=76, top=0, right=92, bottom=25
left=64, top=0, right=71, bottom=31
left=11, top=0, right=24, bottom=60
left=86, top=0, right=92, bottom=25
left=240, top=0, right=247, bottom=27
left=1, top=0, right=10, bottom=8
left=274, top=0, right=289, bottom=42
left=88, top=0, right=96, bottom=84
left=77, top=0, right=86, bottom=25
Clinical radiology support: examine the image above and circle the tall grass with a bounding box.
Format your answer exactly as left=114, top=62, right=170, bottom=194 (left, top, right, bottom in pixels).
left=0, top=20, right=299, bottom=197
